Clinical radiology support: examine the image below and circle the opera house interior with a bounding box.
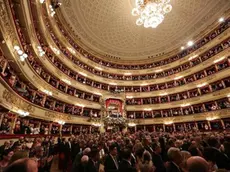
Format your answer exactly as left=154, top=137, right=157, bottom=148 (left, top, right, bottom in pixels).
left=1, top=0, right=230, bottom=171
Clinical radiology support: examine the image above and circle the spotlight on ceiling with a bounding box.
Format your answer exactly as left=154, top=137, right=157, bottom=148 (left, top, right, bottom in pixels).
left=187, top=41, right=194, bottom=47
left=219, top=17, right=224, bottom=23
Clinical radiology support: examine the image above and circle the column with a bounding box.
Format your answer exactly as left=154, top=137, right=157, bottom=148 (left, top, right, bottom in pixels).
left=11, top=114, right=18, bottom=134
left=207, top=121, right=211, bottom=130
left=184, top=123, right=187, bottom=131
left=220, top=119, right=225, bottom=129
left=173, top=123, right=176, bottom=132
left=89, top=126, right=92, bottom=134
left=163, top=124, right=166, bottom=132
left=59, top=124, right=63, bottom=136
left=0, top=113, right=4, bottom=128
left=195, top=122, right=198, bottom=130
left=70, top=125, right=73, bottom=135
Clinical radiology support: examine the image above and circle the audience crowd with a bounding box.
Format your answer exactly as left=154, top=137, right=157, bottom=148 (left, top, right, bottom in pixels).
left=1, top=130, right=230, bottom=172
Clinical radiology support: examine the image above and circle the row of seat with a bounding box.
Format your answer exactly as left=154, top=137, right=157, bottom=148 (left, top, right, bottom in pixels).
left=53, top=10, right=230, bottom=70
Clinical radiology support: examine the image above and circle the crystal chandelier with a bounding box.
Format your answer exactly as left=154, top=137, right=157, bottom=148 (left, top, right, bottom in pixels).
left=132, top=0, right=172, bottom=28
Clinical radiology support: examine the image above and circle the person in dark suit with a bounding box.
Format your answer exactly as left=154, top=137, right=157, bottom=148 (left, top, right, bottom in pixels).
left=203, top=137, right=230, bottom=170
left=143, top=136, right=153, bottom=155
left=85, top=147, right=100, bottom=172
left=119, top=148, right=136, bottom=172
left=71, top=139, right=80, bottom=161
left=71, top=147, right=91, bottom=172
left=104, top=143, right=119, bottom=172
left=152, top=142, right=166, bottom=172
left=166, top=147, right=183, bottom=172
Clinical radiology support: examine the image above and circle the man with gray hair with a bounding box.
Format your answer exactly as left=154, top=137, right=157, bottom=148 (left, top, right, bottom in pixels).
left=166, top=147, right=183, bottom=172
left=72, top=147, right=91, bottom=172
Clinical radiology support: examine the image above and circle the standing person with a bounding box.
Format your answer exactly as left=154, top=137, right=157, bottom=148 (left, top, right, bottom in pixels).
left=33, top=146, right=53, bottom=172
left=85, top=147, right=100, bottom=172
left=0, top=150, right=14, bottom=172
left=119, top=148, right=136, bottom=172
left=152, top=142, right=166, bottom=172
left=166, top=147, right=183, bottom=172
left=104, top=143, right=119, bottom=172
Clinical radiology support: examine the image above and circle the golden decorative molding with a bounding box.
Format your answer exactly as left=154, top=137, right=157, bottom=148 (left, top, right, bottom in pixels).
left=0, top=82, right=230, bottom=125
left=2, top=89, right=35, bottom=113
left=45, top=111, right=72, bottom=121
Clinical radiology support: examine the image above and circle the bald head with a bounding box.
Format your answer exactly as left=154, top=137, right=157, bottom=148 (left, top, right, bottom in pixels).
left=4, top=158, right=38, bottom=172
left=186, top=156, right=209, bottom=172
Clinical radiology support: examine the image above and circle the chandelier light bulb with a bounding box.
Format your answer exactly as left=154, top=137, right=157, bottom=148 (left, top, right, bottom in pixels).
left=181, top=46, right=185, bottom=50
left=17, top=50, right=23, bottom=55
left=19, top=56, right=25, bottom=61
left=23, top=53, right=28, bottom=58
left=14, top=45, right=20, bottom=51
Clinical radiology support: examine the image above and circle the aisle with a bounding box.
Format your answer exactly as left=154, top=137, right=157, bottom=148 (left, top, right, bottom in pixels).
left=50, top=155, right=61, bottom=172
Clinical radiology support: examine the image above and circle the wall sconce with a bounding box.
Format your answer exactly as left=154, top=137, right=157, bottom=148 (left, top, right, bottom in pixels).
left=37, top=46, right=45, bottom=57
left=17, top=109, right=29, bottom=117
left=128, top=123, right=136, bottom=127
left=14, top=45, right=28, bottom=61
left=164, top=121, right=173, bottom=125
left=42, top=89, right=52, bottom=96
left=57, top=120, right=65, bottom=125
left=206, top=116, right=218, bottom=121
left=92, top=123, right=101, bottom=127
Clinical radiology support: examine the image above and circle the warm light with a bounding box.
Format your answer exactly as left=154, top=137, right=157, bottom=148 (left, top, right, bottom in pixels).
left=19, top=56, right=25, bottom=62
left=126, top=96, right=133, bottom=99
left=92, top=123, right=101, bottom=127
left=37, top=46, right=45, bottom=57
left=39, top=0, right=45, bottom=3
left=128, top=123, right=136, bottom=127
left=95, top=67, right=103, bottom=70
left=58, top=120, right=65, bottom=125
left=109, top=83, right=117, bottom=85
left=14, top=45, right=20, bottom=50
left=159, top=92, right=168, bottom=96
left=17, top=50, right=23, bottom=55
left=50, top=46, right=60, bottom=54
left=42, top=89, right=52, bottom=96
left=227, top=94, right=230, bottom=98
left=213, top=56, right=225, bottom=63
left=181, top=46, right=185, bottom=50
left=68, top=47, right=76, bottom=54
left=164, top=121, right=173, bottom=125
left=124, top=73, right=132, bottom=76
left=206, top=116, right=218, bottom=121
left=155, top=69, right=163, bottom=73
left=174, top=76, right=183, bottom=80
left=132, top=0, right=172, bottom=28
left=187, top=41, right=194, bottom=47
left=23, top=53, right=28, bottom=58
left=94, top=92, right=102, bottom=96
left=62, top=79, right=71, bottom=85
left=76, top=104, right=85, bottom=108
left=219, top=17, right=224, bottom=22
left=141, top=83, right=148, bottom=86
left=181, top=103, right=190, bottom=107
left=17, top=110, right=29, bottom=117
left=189, top=55, right=198, bottom=61
left=144, top=108, right=152, bottom=111
left=79, top=72, right=87, bottom=77
left=197, top=83, right=207, bottom=88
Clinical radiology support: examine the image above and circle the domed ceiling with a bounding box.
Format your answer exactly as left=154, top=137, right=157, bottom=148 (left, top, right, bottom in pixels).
left=60, top=0, right=230, bottom=60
